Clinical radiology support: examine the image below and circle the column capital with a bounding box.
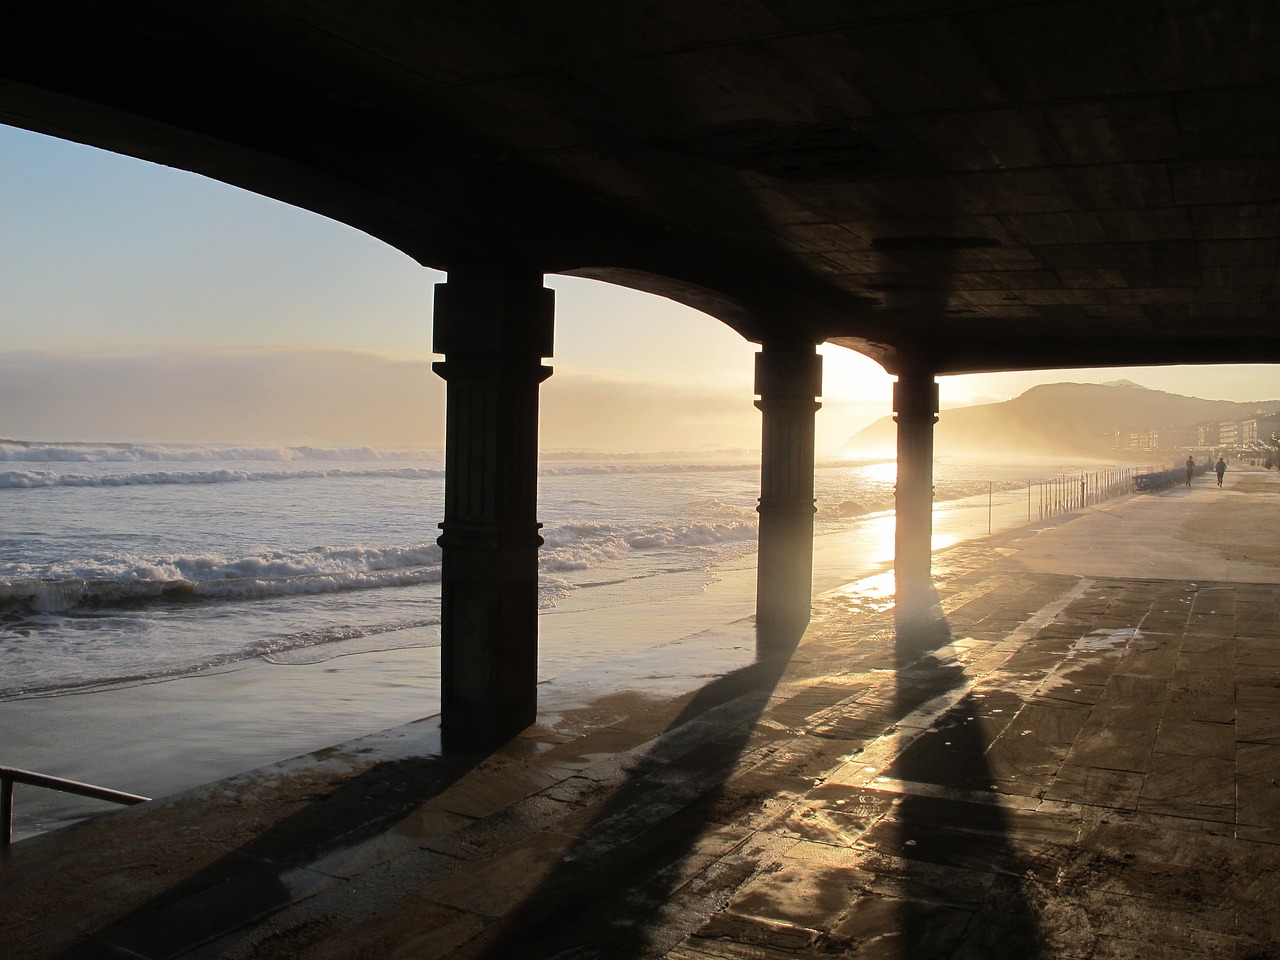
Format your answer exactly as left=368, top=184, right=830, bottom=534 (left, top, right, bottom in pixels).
left=433, top=262, right=554, bottom=359
left=431, top=358, right=553, bottom=384
left=754, top=340, right=822, bottom=403
left=892, top=372, right=939, bottom=417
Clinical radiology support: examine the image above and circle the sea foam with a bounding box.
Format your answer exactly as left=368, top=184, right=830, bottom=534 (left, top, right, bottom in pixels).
left=0, top=543, right=444, bottom=613
left=0, top=466, right=445, bottom=489
left=0, top=441, right=442, bottom=463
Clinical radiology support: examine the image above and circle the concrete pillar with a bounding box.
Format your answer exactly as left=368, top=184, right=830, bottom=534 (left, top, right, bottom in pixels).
left=893, top=366, right=939, bottom=617
left=432, top=263, right=553, bottom=741
left=755, top=340, right=822, bottom=650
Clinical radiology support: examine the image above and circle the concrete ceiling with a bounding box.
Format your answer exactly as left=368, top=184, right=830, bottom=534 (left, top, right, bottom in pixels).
left=3, top=1, right=1278, bottom=374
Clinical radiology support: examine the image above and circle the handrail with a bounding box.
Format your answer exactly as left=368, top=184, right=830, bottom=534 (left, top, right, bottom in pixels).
left=1, top=765, right=149, bottom=846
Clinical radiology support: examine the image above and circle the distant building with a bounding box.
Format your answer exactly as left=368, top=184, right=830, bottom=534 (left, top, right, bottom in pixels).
left=1220, top=420, right=1241, bottom=448
left=1163, top=425, right=1199, bottom=450
left=1198, top=422, right=1221, bottom=447
left=1243, top=414, right=1280, bottom=449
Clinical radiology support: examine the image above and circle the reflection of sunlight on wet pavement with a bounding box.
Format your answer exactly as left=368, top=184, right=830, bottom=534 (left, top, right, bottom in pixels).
left=812, top=513, right=897, bottom=595
left=813, top=476, right=1049, bottom=605
left=822, top=570, right=896, bottom=614
left=931, top=530, right=963, bottom=552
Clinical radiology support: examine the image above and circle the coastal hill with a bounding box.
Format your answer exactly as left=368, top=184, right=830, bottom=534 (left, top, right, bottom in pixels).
left=843, top=381, right=1280, bottom=456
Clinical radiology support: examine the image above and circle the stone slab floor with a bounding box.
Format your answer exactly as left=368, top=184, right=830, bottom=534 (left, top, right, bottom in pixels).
left=3, top=491, right=1279, bottom=959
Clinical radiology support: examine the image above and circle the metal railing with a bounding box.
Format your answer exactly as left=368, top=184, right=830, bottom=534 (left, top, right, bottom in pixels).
left=1032, top=467, right=1138, bottom=521
left=1, top=766, right=149, bottom=846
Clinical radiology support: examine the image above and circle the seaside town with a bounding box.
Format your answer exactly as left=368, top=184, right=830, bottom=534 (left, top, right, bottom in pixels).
left=1112, top=409, right=1280, bottom=464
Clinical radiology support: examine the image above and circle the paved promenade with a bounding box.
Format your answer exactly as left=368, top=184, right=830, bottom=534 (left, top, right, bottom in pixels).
left=3, top=470, right=1279, bottom=959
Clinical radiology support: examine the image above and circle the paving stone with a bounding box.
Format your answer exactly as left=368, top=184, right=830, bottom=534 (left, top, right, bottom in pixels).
left=824, top=850, right=997, bottom=912
left=92, top=861, right=335, bottom=960
left=1138, top=752, right=1235, bottom=821
left=419, top=794, right=582, bottom=861
left=538, top=725, right=655, bottom=773
left=1105, top=673, right=1171, bottom=700
left=695, top=911, right=819, bottom=952
left=11, top=506, right=1280, bottom=960
left=1085, top=898, right=1238, bottom=957
left=726, top=859, right=866, bottom=931
left=1153, top=717, right=1236, bottom=759
left=1090, top=936, right=1227, bottom=959
left=986, top=732, right=1071, bottom=780
left=1167, top=681, right=1236, bottom=719
left=427, top=761, right=559, bottom=819
left=1030, top=680, right=1107, bottom=706
left=1234, top=824, right=1280, bottom=845
left=832, top=894, right=975, bottom=958
left=777, top=803, right=887, bottom=846
left=422, top=829, right=578, bottom=917
left=1063, top=724, right=1157, bottom=774
left=1236, top=743, right=1280, bottom=831
left=858, top=813, right=1036, bottom=878
left=667, top=934, right=799, bottom=959
left=768, top=682, right=862, bottom=727
left=1045, top=764, right=1145, bottom=808
left=736, top=733, right=854, bottom=782
left=1002, top=702, right=1091, bottom=742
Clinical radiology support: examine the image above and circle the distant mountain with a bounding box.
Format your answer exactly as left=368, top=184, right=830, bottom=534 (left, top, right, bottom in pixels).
left=843, top=381, right=1280, bottom=456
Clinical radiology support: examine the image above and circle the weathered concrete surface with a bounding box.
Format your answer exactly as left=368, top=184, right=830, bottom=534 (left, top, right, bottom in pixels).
left=3, top=474, right=1280, bottom=958
left=5, top=3, right=1280, bottom=373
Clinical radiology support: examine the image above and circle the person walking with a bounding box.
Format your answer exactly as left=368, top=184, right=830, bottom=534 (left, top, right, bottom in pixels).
left=1215, top=457, right=1227, bottom=487
left=1185, top=455, right=1195, bottom=486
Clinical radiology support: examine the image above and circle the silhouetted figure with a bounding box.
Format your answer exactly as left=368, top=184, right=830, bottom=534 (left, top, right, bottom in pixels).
left=1185, top=456, right=1194, bottom=486
left=1215, top=458, right=1227, bottom=487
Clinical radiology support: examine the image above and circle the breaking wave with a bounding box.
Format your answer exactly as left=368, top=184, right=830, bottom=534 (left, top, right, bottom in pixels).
left=0, top=466, right=445, bottom=490
left=0, top=543, right=444, bottom=614
left=0, top=441, right=441, bottom=464
left=540, top=506, right=757, bottom=573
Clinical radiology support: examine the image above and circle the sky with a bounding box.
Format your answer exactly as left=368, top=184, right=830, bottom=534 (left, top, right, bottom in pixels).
left=3, top=123, right=1278, bottom=453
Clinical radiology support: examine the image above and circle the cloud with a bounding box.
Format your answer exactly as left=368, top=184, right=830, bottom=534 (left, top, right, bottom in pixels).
left=0, top=347, right=444, bottom=446
left=0, top=347, right=885, bottom=453
left=541, top=371, right=761, bottom=451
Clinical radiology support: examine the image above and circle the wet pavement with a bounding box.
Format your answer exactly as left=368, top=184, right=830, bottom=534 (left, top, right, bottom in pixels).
left=3, top=473, right=1279, bottom=958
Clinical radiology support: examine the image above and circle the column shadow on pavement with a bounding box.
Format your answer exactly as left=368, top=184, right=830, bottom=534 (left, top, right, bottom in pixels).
left=862, top=592, right=1045, bottom=958
left=52, top=737, right=486, bottom=960
left=470, top=652, right=792, bottom=960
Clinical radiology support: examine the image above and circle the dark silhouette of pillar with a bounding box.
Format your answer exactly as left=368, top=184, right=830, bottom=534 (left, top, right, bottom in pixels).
left=755, top=340, right=822, bottom=651
left=432, top=263, right=553, bottom=741
left=893, top=366, right=939, bottom=618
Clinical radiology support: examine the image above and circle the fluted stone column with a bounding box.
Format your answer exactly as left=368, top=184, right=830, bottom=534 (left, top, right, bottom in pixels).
left=432, top=264, right=553, bottom=741
left=893, top=366, right=939, bottom=617
left=755, top=340, right=822, bottom=650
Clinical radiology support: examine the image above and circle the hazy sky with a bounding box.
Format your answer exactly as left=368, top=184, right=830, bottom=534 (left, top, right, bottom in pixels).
left=3, top=123, right=1277, bottom=452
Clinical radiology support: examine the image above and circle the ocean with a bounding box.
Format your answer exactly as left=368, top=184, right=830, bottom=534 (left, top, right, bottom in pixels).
left=0, top=442, right=1113, bottom=837
left=0, top=443, right=1097, bottom=698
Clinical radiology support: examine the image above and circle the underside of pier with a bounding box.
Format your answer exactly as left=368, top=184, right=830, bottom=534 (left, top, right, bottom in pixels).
left=2, top=1, right=1278, bottom=730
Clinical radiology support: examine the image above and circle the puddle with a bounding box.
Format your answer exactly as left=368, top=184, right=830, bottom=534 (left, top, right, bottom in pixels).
left=1072, top=627, right=1142, bottom=653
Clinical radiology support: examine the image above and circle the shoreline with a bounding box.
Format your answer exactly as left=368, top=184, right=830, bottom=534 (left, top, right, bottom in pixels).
left=0, top=468, right=1138, bottom=841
